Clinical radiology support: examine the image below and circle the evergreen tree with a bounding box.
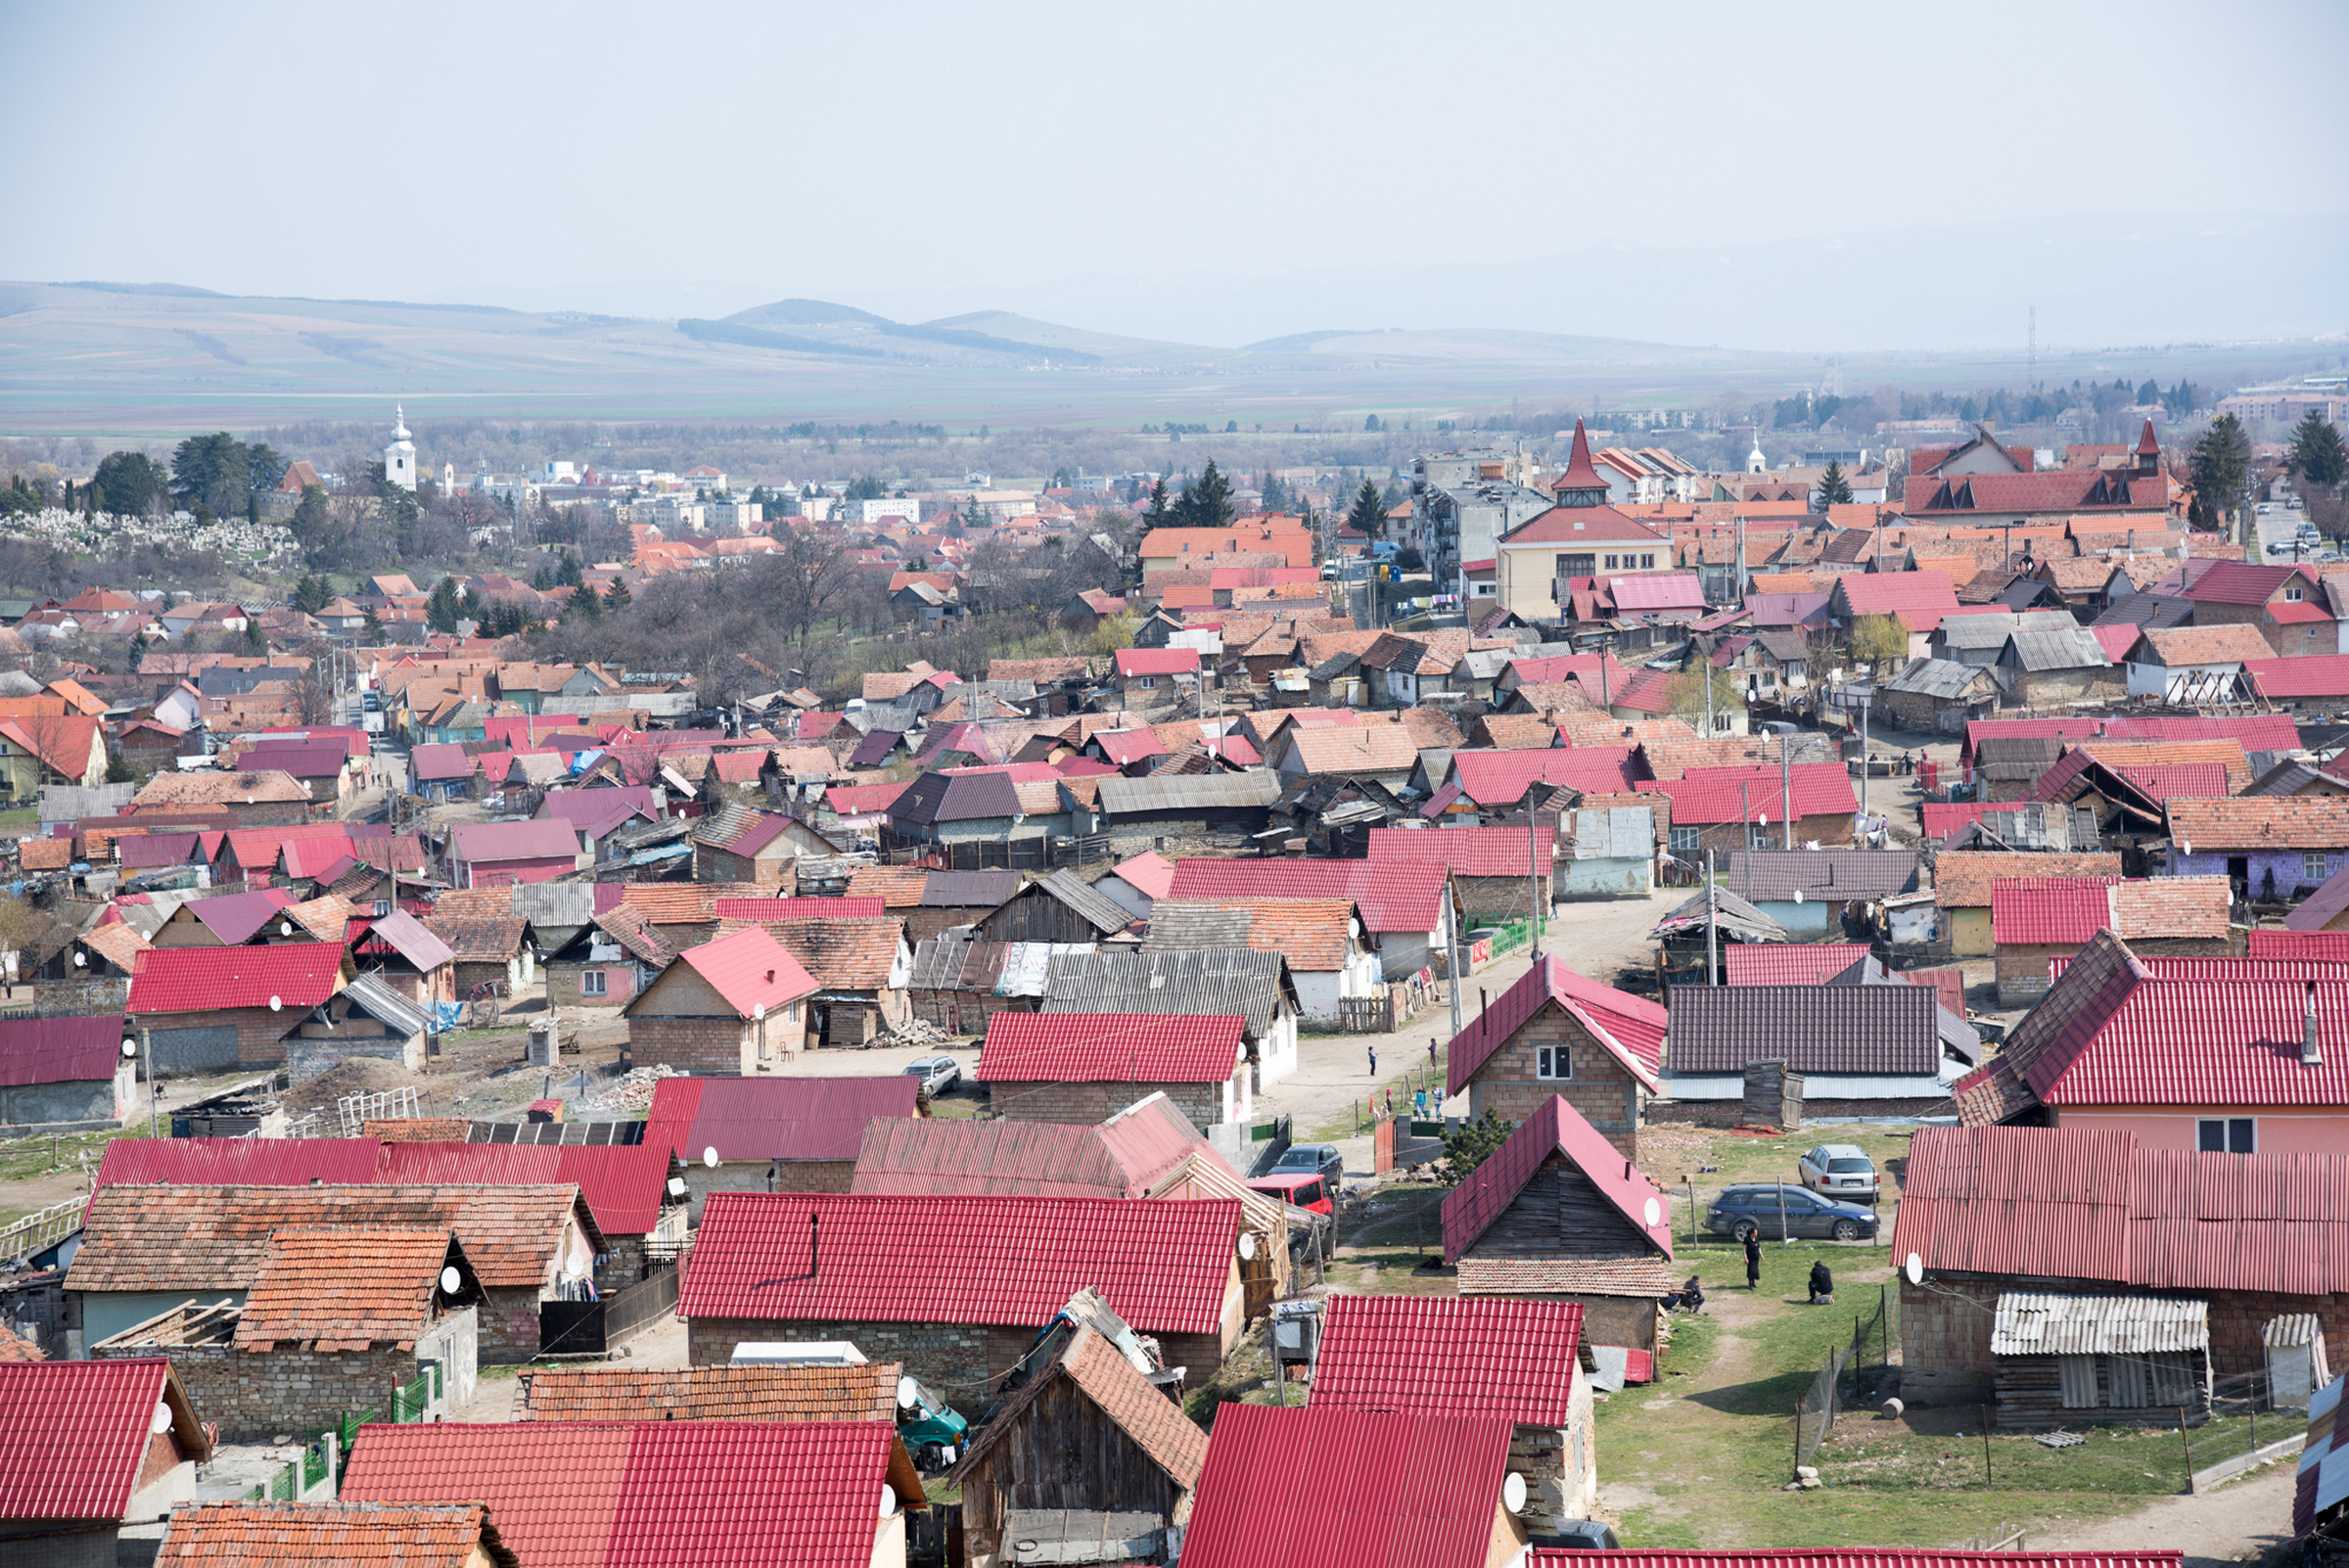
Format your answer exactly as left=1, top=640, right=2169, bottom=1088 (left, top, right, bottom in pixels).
left=104, top=751, right=133, bottom=784
left=1142, top=478, right=1172, bottom=529
left=361, top=607, right=385, bottom=645
left=1346, top=478, right=1386, bottom=541
left=559, top=551, right=585, bottom=587
left=91, top=451, right=166, bottom=517
left=2188, top=414, right=2253, bottom=530
left=1176, top=459, right=1234, bottom=529
left=604, top=576, right=632, bottom=611
left=244, top=617, right=266, bottom=652
left=568, top=581, right=602, bottom=621
left=1818, top=460, right=1854, bottom=508
left=426, top=576, right=460, bottom=632
left=1260, top=471, right=1289, bottom=514
left=2287, top=409, right=2348, bottom=489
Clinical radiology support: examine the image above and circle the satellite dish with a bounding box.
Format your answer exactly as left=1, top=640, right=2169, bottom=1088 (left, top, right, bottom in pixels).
left=72, top=951, right=86, bottom=967
left=1905, top=1252, right=1923, bottom=1286
left=268, top=996, right=283, bottom=1012
left=878, top=1483, right=898, bottom=1518
left=667, top=1176, right=687, bottom=1198
left=1501, top=1472, right=1528, bottom=1513
left=1641, top=1197, right=1661, bottom=1228
left=753, top=1003, right=765, bottom=1022
left=151, top=1403, right=173, bottom=1436
left=567, top=1244, right=589, bottom=1279
left=703, top=1146, right=719, bottom=1169
left=439, top=1266, right=461, bottom=1294
left=122, top=1038, right=139, bottom=1059
left=279, top=921, right=294, bottom=937
left=897, top=1375, right=919, bottom=1409
left=1238, top=1232, right=1258, bottom=1261
left=1794, top=888, right=1804, bottom=904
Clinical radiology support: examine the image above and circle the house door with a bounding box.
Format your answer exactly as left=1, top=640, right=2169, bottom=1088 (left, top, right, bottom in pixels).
left=2227, top=855, right=2249, bottom=896
left=813, top=1003, right=833, bottom=1048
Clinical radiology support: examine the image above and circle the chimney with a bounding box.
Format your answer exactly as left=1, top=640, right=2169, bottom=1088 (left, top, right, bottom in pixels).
left=2306, top=982, right=2323, bottom=1067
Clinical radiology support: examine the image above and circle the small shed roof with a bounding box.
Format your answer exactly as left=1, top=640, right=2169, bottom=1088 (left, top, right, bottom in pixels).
left=1989, top=1292, right=2209, bottom=1357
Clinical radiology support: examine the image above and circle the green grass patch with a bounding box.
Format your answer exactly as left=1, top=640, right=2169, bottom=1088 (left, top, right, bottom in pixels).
left=0, top=807, right=40, bottom=839
left=0, top=1126, right=153, bottom=1185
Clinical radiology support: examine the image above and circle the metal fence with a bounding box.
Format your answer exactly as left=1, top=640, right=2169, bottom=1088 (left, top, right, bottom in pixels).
left=1847, top=1285, right=1896, bottom=1399
left=392, top=1363, right=440, bottom=1423
left=537, top=1267, right=681, bottom=1357
left=1794, top=1344, right=1847, bottom=1467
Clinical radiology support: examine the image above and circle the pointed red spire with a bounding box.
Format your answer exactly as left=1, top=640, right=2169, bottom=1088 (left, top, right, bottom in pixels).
left=1552, top=419, right=1608, bottom=503
left=2137, top=418, right=2160, bottom=455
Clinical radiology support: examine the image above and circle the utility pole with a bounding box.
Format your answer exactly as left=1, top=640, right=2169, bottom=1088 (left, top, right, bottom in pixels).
left=142, top=1026, right=157, bottom=1139
left=1781, top=731, right=1794, bottom=851
left=1447, top=889, right=1465, bottom=1041
left=1527, top=802, right=1543, bottom=957
left=1859, top=695, right=1870, bottom=817
left=1705, top=849, right=1719, bottom=985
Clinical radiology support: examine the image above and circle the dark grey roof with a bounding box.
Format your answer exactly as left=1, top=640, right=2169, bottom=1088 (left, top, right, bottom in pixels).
left=2245, top=759, right=2349, bottom=798
left=1754, top=628, right=1810, bottom=663
left=1093, top=771, right=1281, bottom=816
left=1014, top=867, right=1135, bottom=936
left=1141, top=904, right=1255, bottom=950
left=2091, top=592, right=2193, bottom=630
left=1972, top=736, right=2064, bottom=782
left=1665, top=983, right=1942, bottom=1076
left=1718, top=850, right=1918, bottom=901
left=1042, top=947, right=1297, bottom=1035
left=920, top=870, right=1024, bottom=908
left=1881, top=657, right=1991, bottom=699
left=2001, top=627, right=2111, bottom=672
left=907, top=933, right=1004, bottom=992
left=1825, top=955, right=1983, bottom=1065
left=1647, top=886, right=1788, bottom=945
left=891, top=769, right=1022, bottom=826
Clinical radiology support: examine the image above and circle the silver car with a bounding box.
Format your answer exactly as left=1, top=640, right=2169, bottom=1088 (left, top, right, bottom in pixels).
left=903, top=1056, right=960, bottom=1096
left=1798, top=1143, right=1881, bottom=1202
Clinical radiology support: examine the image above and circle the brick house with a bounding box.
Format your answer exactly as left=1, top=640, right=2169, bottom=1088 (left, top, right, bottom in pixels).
left=690, top=803, right=835, bottom=886
left=66, top=1183, right=606, bottom=1364
left=543, top=904, right=671, bottom=1011
left=443, top=818, right=582, bottom=887
left=679, top=1192, right=1246, bottom=1395
left=1312, top=1292, right=1603, bottom=1533
left=148, top=888, right=299, bottom=948
left=739, top=917, right=913, bottom=1048
left=419, top=913, right=537, bottom=999
left=126, top=767, right=312, bottom=825
left=125, top=943, right=354, bottom=1076
left=1438, top=1093, right=1679, bottom=1364
left=1931, top=850, right=2125, bottom=956
left=91, top=1225, right=484, bottom=1442
left=620, top=926, right=819, bottom=1073
left=977, top=1012, right=1252, bottom=1128
left=1635, top=762, right=1858, bottom=858
left=1444, top=955, right=1664, bottom=1159
left=342, top=1417, right=923, bottom=1568
left=644, top=1074, right=921, bottom=1218
left=1989, top=876, right=2235, bottom=1006
left=0, top=1359, right=213, bottom=1566
left=2166, top=797, right=2349, bottom=903
left=1366, top=824, right=1553, bottom=920
left=1890, top=1124, right=2349, bottom=1410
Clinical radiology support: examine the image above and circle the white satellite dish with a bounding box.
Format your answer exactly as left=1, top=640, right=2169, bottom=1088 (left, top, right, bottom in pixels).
left=1794, top=888, right=1804, bottom=904
left=439, top=1266, right=461, bottom=1294
left=897, top=1375, right=919, bottom=1409
left=667, top=1176, right=687, bottom=1198
left=268, top=995, right=283, bottom=1012
left=279, top=921, right=294, bottom=937
left=121, top=1038, right=139, bottom=1059
left=567, top=1245, right=589, bottom=1280
left=703, top=1146, right=719, bottom=1169
left=1501, top=1472, right=1528, bottom=1513
left=878, top=1483, right=898, bottom=1518
left=1641, top=1197, right=1661, bottom=1228
left=72, top=951, right=86, bottom=968
left=1904, top=1252, right=1923, bottom=1286
left=151, top=1402, right=173, bottom=1436
left=1238, top=1232, right=1258, bottom=1261
left=753, top=1003, right=765, bottom=1022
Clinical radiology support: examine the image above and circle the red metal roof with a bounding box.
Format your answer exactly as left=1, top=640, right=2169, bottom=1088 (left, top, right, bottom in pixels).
left=2245, top=654, right=2349, bottom=699
left=1440, top=1093, right=1673, bottom=1264
left=342, top=1418, right=906, bottom=1568
left=448, top=818, right=583, bottom=864
left=2177, top=560, right=2309, bottom=605
left=1367, top=824, right=1541, bottom=877
left=126, top=942, right=347, bottom=1015
left=1449, top=746, right=1639, bottom=803
left=2034, top=978, right=2349, bottom=1109
left=2109, top=762, right=2231, bottom=803
left=1164, top=858, right=1450, bottom=935
left=679, top=1192, right=1240, bottom=1335
left=666, top=927, right=819, bottom=1018
left=1891, top=1125, right=2349, bottom=1294
left=0, top=1013, right=126, bottom=1086
left=1960, top=714, right=2299, bottom=763
left=713, top=898, right=887, bottom=921
left=1919, top=802, right=2027, bottom=841
left=1109, top=852, right=1176, bottom=899
left=1093, top=726, right=1167, bottom=764
left=1529, top=1555, right=2182, bottom=1568
left=977, top=1013, right=1244, bottom=1084
left=2252, top=930, right=2349, bottom=960
left=1177, top=1403, right=1513, bottom=1568
left=1990, top=876, right=2123, bottom=946
left=645, top=1076, right=920, bottom=1165
left=1722, top=945, right=1870, bottom=986
left=1637, top=763, right=1857, bottom=826
left=1312, top=1295, right=1585, bottom=1426
left=1446, top=955, right=1665, bottom=1093
left=0, top=1358, right=195, bottom=1521
left=1114, top=647, right=1200, bottom=676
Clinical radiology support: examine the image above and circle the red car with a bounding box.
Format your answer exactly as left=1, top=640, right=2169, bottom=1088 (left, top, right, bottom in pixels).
left=1247, top=1171, right=1334, bottom=1219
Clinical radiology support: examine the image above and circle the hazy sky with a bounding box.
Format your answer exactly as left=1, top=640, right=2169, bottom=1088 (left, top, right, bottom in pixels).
left=6, top=0, right=2343, bottom=336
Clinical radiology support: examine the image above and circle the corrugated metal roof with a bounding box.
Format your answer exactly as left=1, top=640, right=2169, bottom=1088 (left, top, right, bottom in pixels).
left=1093, top=770, right=1282, bottom=815
left=1528, top=1553, right=2186, bottom=1568
left=1882, top=657, right=1992, bottom=699
left=1445, top=954, right=1664, bottom=1093
left=1312, top=1296, right=1586, bottom=1424
left=1720, top=850, right=1917, bottom=900
left=0, top=1358, right=207, bottom=1521
left=127, top=942, right=347, bottom=1016
left=644, top=1075, right=919, bottom=1164
left=1010, top=867, right=1133, bottom=936
left=1723, top=945, right=1870, bottom=987
left=1666, top=984, right=1943, bottom=1076
left=1042, top=948, right=1297, bottom=1035
left=1166, top=858, right=1449, bottom=935
left=977, top=1013, right=1244, bottom=1084
left=0, top=1012, right=126, bottom=1086
left=1439, top=1093, right=1673, bottom=1266
left=1990, top=1291, right=2209, bottom=1356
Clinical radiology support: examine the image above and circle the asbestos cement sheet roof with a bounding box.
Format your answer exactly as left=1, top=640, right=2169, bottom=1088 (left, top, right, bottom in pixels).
left=1989, top=1291, right=2209, bottom=1357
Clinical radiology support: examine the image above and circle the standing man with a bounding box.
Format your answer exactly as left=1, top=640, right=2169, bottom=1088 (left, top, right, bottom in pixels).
left=1428, top=1038, right=1438, bottom=1071
left=1743, top=1228, right=1764, bottom=1291
left=1367, top=1044, right=1378, bottom=1079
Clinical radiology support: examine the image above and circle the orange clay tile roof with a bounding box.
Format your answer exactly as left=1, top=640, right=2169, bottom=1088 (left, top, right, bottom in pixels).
left=616, top=881, right=766, bottom=924
left=79, top=921, right=152, bottom=971
left=234, top=1227, right=459, bottom=1352
left=743, top=917, right=906, bottom=992
left=519, top=1363, right=900, bottom=1423
left=420, top=915, right=527, bottom=964
left=422, top=886, right=513, bottom=919
left=2107, top=877, right=2233, bottom=942
left=1144, top=898, right=1356, bottom=972
left=129, top=769, right=312, bottom=806
left=2068, top=739, right=2253, bottom=797
left=18, top=838, right=74, bottom=871
left=362, top=1118, right=474, bottom=1143
left=1281, top=723, right=1422, bottom=775
left=1472, top=715, right=1560, bottom=750
left=0, top=1321, right=42, bottom=1361
left=156, top=1501, right=518, bottom=1568
left=2164, top=796, right=2349, bottom=852
left=845, top=865, right=929, bottom=907
left=67, top=1183, right=593, bottom=1292
left=1933, top=851, right=2125, bottom=907
left=2132, top=623, right=2275, bottom=665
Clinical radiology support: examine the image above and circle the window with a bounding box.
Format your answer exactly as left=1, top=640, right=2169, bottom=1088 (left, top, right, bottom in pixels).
left=1135, top=674, right=1157, bottom=689
left=1536, top=1044, right=1573, bottom=1080
left=1749, top=824, right=1777, bottom=849
left=580, top=970, right=607, bottom=996
left=1669, top=825, right=1701, bottom=855
left=1640, top=553, right=1656, bottom=569
left=2197, top=1117, right=2254, bottom=1153
left=2306, top=852, right=2331, bottom=883
left=1559, top=553, right=1595, bottom=576
left=1603, top=554, right=1620, bottom=571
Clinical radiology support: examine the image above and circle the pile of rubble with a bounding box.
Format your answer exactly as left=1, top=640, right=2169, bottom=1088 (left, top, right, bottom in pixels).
left=878, top=1017, right=951, bottom=1048
left=576, top=1064, right=678, bottom=1116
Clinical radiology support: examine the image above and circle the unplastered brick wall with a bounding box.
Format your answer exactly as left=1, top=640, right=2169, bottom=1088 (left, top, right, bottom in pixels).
left=1898, top=1275, right=2001, bottom=1404
left=991, top=1079, right=1222, bottom=1129
left=626, top=1017, right=753, bottom=1076
left=479, top=1285, right=551, bottom=1363
left=1464, top=1007, right=1641, bottom=1160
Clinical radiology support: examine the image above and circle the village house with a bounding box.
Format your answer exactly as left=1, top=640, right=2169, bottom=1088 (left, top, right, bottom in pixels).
left=977, top=1012, right=1252, bottom=1128
left=1087, top=771, right=1281, bottom=852
left=645, top=1074, right=922, bottom=1216
left=1634, top=762, right=1859, bottom=858
left=125, top=768, right=313, bottom=825
left=1142, top=898, right=1381, bottom=1026
left=1661, top=984, right=1979, bottom=1125
left=2164, top=797, right=2349, bottom=902
left=1313, top=1291, right=1603, bottom=1532
left=678, top=1192, right=1246, bottom=1394
left=420, top=911, right=537, bottom=998
left=742, top=916, right=912, bottom=1048
left=2124, top=623, right=2275, bottom=703
left=1163, top=856, right=1458, bottom=980
left=1444, top=955, right=1664, bottom=1159
left=1042, top=948, right=1302, bottom=1093
left=1931, top=851, right=2125, bottom=955
left=972, top=866, right=1134, bottom=944
left=690, top=802, right=836, bottom=886
left=542, top=904, right=670, bottom=1010
left=153, top=1501, right=518, bottom=1567
left=1715, top=849, right=1916, bottom=939
left=620, top=925, right=820, bottom=1072
left=0, top=1359, right=213, bottom=1566
left=442, top=818, right=583, bottom=887
left=0, top=1013, right=137, bottom=1135
left=1875, top=657, right=2000, bottom=732
left=515, top=1360, right=900, bottom=1425
left=1989, top=876, right=2235, bottom=1007
left=125, top=943, right=353, bottom=1075
left=1366, top=824, right=1553, bottom=919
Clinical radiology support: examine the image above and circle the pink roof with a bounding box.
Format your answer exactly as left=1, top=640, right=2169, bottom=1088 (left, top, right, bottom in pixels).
left=127, top=943, right=344, bottom=1015
left=2036, top=979, right=2349, bottom=1110
left=1440, top=1092, right=1673, bottom=1263
left=1450, top=747, right=1639, bottom=803
left=2090, top=623, right=2142, bottom=662
left=2176, top=560, right=2310, bottom=605
left=1366, top=825, right=1540, bottom=878
left=677, top=1192, right=1240, bottom=1335
left=1115, top=647, right=1200, bottom=677
left=977, top=1013, right=1244, bottom=1084
left=668, top=927, right=818, bottom=1018
left=1503, top=651, right=1631, bottom=689
left=1607, top=573, right=1707, bottom=612
left=1920, top=802, right=2028, bottom=841
left=188, top=887, right=300, bottom=945
left=1093, top=727, right=1168, bottom=765
left=2246, top=654, right=2349, bottom=700
left=1178, top=1404, right=1514, bottom=1568
left=446, top=818, right=580, bottom=864
left=647, top=1076, right=920, bottom=1165
left=714, top=898, right=888, bottom=921
left=1529, top=1555, right=2178, bottom=1568
left=1722, top=944, right=1871, bottom=986
left=2268, top=599, right=2332, bottom=625
left=1637, top=763, right=1857, bottom=825
left=0, top=1358, right=198, bottom=1521
left=1109, top=852, right=1176, bottom=899
left=1164, top=857, right=1450, bottom=935
left=1312, top=1295, right=1585, bottom=1425
left=820, top=782, right=909, bottom=816
left=1991, top=877, right=2124, bottom=946
left=1445, top=954, right=1665, bottom=1093
left=1832, top=571, right=1959, bottom=629
left=2251, top=930, right=2349, bottom=960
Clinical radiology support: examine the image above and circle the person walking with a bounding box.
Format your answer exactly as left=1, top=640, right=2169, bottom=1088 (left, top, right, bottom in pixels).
left=1367, top=1044, right=1378, bottom=1079
left=1414, top=1088, right=1429, bottom=1122
left=1428, top=1038, right=1439, bottom=1070
left=1743, top=1229, right=1763, bottom=1291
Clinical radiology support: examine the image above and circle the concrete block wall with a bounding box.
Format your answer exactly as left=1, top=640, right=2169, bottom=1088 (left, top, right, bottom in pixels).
left=1647, top=1095, right=1950, bottom=1129
left=992, top=1079, right=1222, bottom=1130
left=99, top=1341, right=417, bottom=1444
left=626, top=1017, right=754, bottom=1076
left=688, top=1314, right=1233, bottom=1398
left=1898, top=1276, right=2000, bottom=1404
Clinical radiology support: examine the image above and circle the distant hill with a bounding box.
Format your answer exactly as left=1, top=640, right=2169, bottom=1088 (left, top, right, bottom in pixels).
left=713, top=299, right=1110, bottom=365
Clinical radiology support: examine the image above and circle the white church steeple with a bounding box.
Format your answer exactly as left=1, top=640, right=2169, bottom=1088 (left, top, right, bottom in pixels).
left=1746, top=432, right=1768, bottom=474
left=385, top=404, right=416, bottom=491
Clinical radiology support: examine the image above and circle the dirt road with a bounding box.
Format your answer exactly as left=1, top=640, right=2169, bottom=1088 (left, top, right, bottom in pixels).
left=2026, top=1463, right=2296, bottom=1566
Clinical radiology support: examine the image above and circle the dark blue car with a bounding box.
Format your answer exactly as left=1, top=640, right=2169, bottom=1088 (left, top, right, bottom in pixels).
left=1704, top=1182, right=1878, bottom=1243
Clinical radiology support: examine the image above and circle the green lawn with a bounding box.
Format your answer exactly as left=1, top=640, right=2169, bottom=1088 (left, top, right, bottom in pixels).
left=0, top=807, right=39, bottom=839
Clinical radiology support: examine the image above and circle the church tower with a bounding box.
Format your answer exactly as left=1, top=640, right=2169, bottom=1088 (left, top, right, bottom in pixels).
left=384, top=405, right=416, bottom=491
left=1746, top=432, right=1768, bottom=474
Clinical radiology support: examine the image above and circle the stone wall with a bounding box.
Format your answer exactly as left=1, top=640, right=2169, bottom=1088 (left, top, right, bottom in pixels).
left=286, top=1037, right=420, bottom=1084
left=479, top=1286, right=549, bottom=1363
left=97, top=1339, right=421, bottom=1444
left=0, top=1074, right=122, bottom=1132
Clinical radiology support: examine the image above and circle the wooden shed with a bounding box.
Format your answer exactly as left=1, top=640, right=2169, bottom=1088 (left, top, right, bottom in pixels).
left=1990, top=1291, right=2213, bottom=1430
left=975, top=868, right=1135, bottom=945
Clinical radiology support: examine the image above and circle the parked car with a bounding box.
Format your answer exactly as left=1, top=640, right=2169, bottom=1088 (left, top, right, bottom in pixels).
left=1530, top=1522, right=1623, bottom=1550
left=1703, top=1183, right=1878, bottom=1243
left=902, top=1055, right=960, bottom=1096
left=1797, top=1143, right=1881, bottom=1202
left=1248, top=1171, right=1334, bottom=1220
left=1270, top=1142, right=1343, bottom=1186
